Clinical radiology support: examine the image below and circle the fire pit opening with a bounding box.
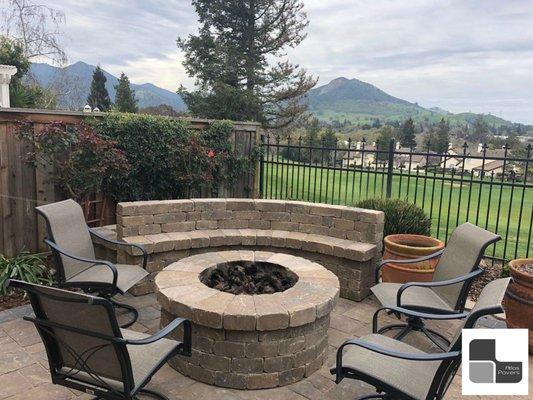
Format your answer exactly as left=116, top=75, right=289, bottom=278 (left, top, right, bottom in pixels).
left=199, top=261, right=298, bottom=295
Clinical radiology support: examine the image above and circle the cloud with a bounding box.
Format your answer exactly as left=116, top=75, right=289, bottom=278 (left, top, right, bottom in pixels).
left=7, top=0, right=533, bottom=123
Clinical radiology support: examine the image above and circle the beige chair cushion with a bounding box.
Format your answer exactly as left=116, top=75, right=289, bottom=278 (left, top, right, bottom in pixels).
left=68, top=264, right=148, bottom=293
left=340, top=334, right=441, bottom=399
left=371, top=282, right=454, bottom=311
left=123, top=329, right=178, bottom=389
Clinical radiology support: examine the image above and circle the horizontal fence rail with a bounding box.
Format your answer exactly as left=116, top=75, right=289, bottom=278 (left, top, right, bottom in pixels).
left=259, top=135, right=533, bottom=262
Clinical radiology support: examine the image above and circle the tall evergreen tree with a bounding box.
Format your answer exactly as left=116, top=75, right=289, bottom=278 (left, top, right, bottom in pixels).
left=178, top=0, right=317, bottom=127
left=400, top=117, right=417, bottom=148
left=114, top=72, right=138, bottom=113
left=434, top=118, right=450, bottom=153
left=87, top=66, right=111, bottom=111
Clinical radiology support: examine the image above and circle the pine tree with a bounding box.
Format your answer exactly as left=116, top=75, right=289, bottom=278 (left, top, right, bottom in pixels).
left=178, top=0, right=317, bottom=127
left=87, top=66, right=111, bottom=111
left=434, top=118, right=450, bottom=153
left=114, top=72, right=138, bottom=113
left=400, top=117, right=417, bottom=148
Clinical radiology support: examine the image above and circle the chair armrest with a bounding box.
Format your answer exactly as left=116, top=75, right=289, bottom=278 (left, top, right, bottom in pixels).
left=44, top=238, right=118, bottom=290
left=89, top=228, right=148, bottom=269
left=396, top=268, right=483, bottom=307
left=124, top=317, right=192, bottom=356
left=375, top=249, right=444, bottom=283
left=372, top=305, right=468, bottom=333
left=331, top=338, right=460, bottom=383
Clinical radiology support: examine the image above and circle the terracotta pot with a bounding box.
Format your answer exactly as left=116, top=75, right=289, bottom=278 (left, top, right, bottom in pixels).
left=504, top=258, right=533, bottom=354
left=381, top=234, right=445, bottom=283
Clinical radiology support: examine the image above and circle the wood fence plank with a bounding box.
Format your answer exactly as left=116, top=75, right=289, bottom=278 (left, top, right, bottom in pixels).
left=0, top=124, right=7, bottom=255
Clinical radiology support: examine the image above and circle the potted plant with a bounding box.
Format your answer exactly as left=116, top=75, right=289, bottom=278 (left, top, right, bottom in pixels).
left=504, top=258, right=533, bottom=353
left=356, top=198, right=444, bottom=283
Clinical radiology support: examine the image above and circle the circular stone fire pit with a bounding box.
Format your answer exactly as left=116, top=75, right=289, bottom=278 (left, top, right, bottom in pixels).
left=155, top=250, right=339, bottom=390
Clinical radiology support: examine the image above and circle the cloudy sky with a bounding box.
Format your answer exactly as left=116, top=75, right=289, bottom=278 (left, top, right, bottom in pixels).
left=23, top=0, right=533, bottom=123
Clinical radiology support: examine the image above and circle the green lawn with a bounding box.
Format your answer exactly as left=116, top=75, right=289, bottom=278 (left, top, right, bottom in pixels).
left=261, top=159, right=533, bottom=261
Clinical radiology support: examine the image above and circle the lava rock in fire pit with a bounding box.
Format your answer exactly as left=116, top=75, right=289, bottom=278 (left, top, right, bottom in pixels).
left=200, top=261, right=298, bottom=295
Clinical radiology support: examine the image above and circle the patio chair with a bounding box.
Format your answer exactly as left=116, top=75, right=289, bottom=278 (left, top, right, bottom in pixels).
left=8, top=279, right=191, bottom=400
left=36, top=199, right=149, bottom=328
left=331, top=277, right=510, bottom=400
left=372, top=222, right=500, bottom=349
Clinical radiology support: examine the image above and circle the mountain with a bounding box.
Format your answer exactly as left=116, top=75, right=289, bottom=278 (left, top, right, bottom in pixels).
left=27, top=61, right=186, bottom=111
left=307, top=77, right=519, bottom=127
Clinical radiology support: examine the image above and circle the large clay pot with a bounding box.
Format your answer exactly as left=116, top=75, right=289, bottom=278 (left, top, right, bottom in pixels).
left=505, top=258, right=533, bottom=354
left=381, top=234, right=445, bottom=283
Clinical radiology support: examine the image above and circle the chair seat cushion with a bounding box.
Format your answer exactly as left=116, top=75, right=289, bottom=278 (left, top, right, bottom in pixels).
left=68, top=264, right=148, bottom=293
left=338, top=333, right=441, bottom=399
left=371, top=282, right=454, bottom=311
left=122, top=329, right=179, bottom=389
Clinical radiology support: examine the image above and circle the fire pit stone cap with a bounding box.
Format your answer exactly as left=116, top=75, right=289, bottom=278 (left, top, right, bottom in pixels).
left=155, top=251, right=339, bottom=331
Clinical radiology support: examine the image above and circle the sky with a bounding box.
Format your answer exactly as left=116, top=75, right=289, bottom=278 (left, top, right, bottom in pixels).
left=13, top=0, right=533, bottom=124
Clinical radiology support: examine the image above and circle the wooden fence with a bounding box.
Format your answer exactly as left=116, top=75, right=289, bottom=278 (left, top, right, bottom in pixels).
left=0, top=108, right=261, bottom=256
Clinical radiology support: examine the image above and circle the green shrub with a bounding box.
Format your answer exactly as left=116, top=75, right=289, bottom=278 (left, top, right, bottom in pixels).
left=92, top=113, right=251, bottom=200
left=16, top=113, right=253, bottom=202
left=355, top=198, right=431, bottom=237
left=0, top=253, right=53, bottom=295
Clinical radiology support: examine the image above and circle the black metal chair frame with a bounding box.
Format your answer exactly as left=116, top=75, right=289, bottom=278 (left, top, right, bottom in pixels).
left=374, top=233, right=499, bottom=350
left=331, top=300, right=505, bottom=400
left=9, top=279, right=191, bottom=400
left=37, top=207, right=147, bottom=328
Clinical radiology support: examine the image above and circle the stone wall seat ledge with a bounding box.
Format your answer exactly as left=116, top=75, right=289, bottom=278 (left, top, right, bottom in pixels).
left=119, top=229, right=377, bottom=262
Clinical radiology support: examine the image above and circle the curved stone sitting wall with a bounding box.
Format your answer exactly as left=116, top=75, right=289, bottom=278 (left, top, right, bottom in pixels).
left=95, top=199, right=384, bottom=301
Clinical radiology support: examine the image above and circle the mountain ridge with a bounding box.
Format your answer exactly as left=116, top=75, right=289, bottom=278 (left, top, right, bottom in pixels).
left=28, top=61, right=186, bottom=111
left=307, top=77, right=521, bottom=127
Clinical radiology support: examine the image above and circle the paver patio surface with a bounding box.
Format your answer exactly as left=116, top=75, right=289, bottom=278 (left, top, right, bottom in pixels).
left=0, top=293, right=529, bottom=400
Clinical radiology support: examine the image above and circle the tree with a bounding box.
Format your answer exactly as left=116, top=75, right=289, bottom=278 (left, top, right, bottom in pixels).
left=321, top=127, right=337, bottom=164
left=114, top=73, right=138, bottom=113
left=1, top=0, right=66, bottom=64
left=0, top=35, right=54, bottom=108
left=376, top=125, right=395, bottom=162
left=434, top=118, right=450, bottom=153
left=87, top=66, right=111, bottom=111
left=140, top=104, right=183, bottom=117
left=178, top=0, right=317, bottom=127
left=400, top=117, right=416, bottom=148
left=471, top=115, right=489, bottom=143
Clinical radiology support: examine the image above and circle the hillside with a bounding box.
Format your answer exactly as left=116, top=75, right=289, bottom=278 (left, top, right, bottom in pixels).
left=27, top=62, right=186, bottom=111
left=307, top=77, right=521, bottom=128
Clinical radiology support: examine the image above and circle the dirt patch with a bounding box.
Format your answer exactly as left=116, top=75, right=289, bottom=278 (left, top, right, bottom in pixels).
left=469, top=260, right=504, bottom=302
left=0, top=289, right=29, bottom=311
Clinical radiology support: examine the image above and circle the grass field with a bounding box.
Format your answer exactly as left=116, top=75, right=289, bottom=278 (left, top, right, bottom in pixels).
left=262, top=159, right=533, bottom=261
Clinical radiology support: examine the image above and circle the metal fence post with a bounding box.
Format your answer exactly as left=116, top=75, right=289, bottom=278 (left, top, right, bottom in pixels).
left=386, top=139, right=395, bottom=198
left=258, top=133, right=266, bottom=198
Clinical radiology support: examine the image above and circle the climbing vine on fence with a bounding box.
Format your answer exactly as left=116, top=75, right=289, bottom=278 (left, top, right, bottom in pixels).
left=16, top=113, right=254, bottom=202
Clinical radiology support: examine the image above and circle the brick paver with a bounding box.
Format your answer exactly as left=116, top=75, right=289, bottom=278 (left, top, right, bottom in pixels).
left=0, top=293, right=526, bottom=400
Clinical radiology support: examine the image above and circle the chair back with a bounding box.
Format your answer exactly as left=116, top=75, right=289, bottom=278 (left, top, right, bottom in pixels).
left=427, top=277, right=510, bottom=400
left=36, top=199, right=95, bottom=281
left=9, top=280, right=134, bottom=395
left=432, top=223, right=500, bottom=310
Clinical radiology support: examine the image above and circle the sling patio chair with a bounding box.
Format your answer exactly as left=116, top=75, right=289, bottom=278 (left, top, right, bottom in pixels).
left=36, top=199, right=149, bottom=328
left=331, top=277, right=511, bottom=400
left=372, top=222, right=500, bottom=350
left=8, top=279, right=192, bottom=400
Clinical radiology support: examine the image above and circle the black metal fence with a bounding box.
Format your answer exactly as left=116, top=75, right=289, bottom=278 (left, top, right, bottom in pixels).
left=259, top=135, right=533, bottom=262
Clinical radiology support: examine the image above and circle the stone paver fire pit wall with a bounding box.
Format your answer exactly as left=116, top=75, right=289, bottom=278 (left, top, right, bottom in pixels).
left=155, top=251, right=339, bottom=389
left=94, top=199, right=384, bottom=301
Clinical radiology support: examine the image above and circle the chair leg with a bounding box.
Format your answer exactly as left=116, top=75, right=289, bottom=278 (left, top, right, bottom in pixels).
left=421, top=326, right=450, bottom=351
left=356, top=394, right=389, bottom=400
left=109, top=298, right=139, bottom=328
left=135, top=388, right=169, bottom=400
left=377, top=317, right=450, bottom=350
